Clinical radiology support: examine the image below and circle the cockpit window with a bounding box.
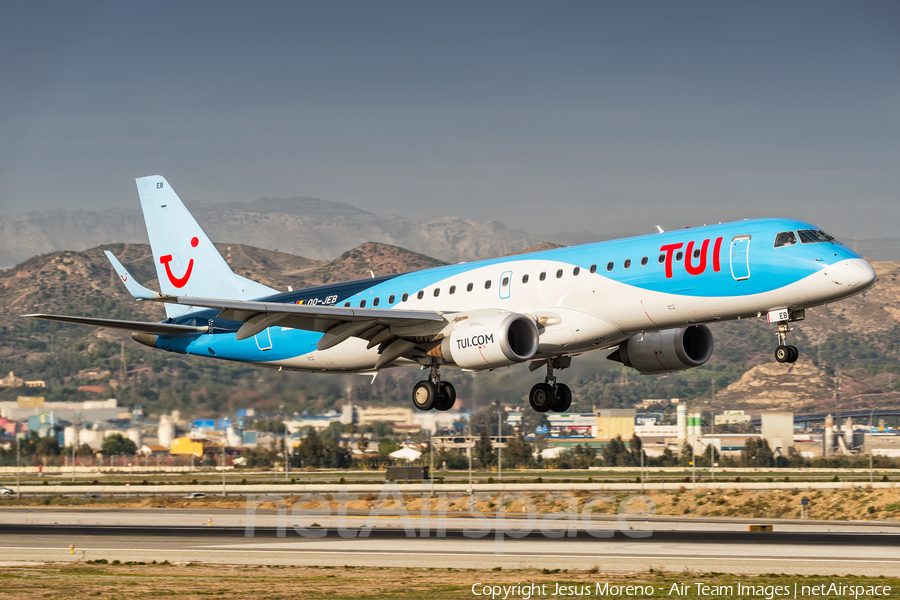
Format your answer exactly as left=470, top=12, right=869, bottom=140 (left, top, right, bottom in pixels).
left=774, top=231, right=798, bottom=248
left=798, top=229, right=837, bottom=244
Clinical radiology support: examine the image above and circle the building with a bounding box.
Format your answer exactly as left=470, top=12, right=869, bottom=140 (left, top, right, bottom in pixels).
left=760, top=412, right=794, bottom=456
left=0, top=371, right=24, bottom=387
left=0, top=398, right=120, bottom=422
left=715, top=410, right=752, bottom=425
left=594, top=409, right=636, bottom=440
left=357, top=407, right=414, bottom=427
left=170, top=437, right=204, bottom=457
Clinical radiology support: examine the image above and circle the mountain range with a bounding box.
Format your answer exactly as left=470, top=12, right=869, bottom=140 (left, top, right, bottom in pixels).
left=0, top=196, right=610, bottom=269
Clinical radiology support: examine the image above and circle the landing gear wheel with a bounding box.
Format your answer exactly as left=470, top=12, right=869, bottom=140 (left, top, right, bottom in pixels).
left=775, top=346, right=789, bottom=363
left=529, top=383, right=554, bottom=413
left=786, top=345, right=799, bottom=363
left=412, top=380, right=437, bottom=411
left=551, top=383, right=572, bottom=412
left=435, top=382, right=456, bottom=411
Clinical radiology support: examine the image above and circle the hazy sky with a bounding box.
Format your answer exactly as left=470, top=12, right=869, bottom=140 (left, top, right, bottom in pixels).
left=1, top=1, right=898, bottom=239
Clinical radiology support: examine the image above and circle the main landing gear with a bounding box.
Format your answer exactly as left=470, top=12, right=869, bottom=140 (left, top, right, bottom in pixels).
left=412, top=365, right=456, bottom=412
left=774, top=320, right=799, bottom=364
left=529, top=358, right=573, bottom=413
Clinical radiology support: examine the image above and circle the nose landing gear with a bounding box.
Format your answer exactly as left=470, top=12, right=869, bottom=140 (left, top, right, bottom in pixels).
left=774, top=320, right=799, bottom=364
left=412, top=364, right=456, bottom=411
left=529, top=358, right=573, bottom=413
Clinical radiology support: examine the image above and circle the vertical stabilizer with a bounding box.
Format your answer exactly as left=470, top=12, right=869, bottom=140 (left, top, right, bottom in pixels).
left=135, top=175, right=276, bottom=318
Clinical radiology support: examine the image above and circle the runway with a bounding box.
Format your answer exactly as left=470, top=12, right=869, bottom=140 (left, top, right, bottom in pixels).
left=2, top=509, right=899, bottom=575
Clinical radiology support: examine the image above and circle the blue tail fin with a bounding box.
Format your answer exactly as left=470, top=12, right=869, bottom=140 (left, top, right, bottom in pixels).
left=135, top=175, right=276, bottom=318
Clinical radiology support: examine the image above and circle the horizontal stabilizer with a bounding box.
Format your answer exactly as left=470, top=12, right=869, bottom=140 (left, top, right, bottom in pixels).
left=23, top=314, right=207, bottom=337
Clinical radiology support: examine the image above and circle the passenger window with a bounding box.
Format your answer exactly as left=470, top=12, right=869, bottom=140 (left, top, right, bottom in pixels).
left=502, top=277, right=509, bottom=286
left=434, top=288, right=440, bottom=297
left=522, top=274, right=529, bottom=284
left=388, top=295, right=395, bottom=304
left=417, top=290, right=424, bottom=299
left=373, top=297, right=379, bottom=306
left=466, top=283, right=474, bottom=292
left=774, top=231, right=798, bottom=247
left=675, top=251, right=683, bottom=261
left=624, top=259, right=631, bottom=269
left=359, top=299, right=366, bottom=308
left=556, top=269, right=563, bottom=279
left=573, top=266, right=580, bottom=276
left=344, top=302, right=351, bottom=307
left=658, top=254, right=665, bottom=264
left=539, top=272, right=546, bottom=281
left=693, top=248, right=701, bottom=259
left=449, top=285, right=456, bottom=295
left=485, top=280, right=492, bottom=289
left=590, top=264, right=597, bottom=273
left=402, top=293, right=408, bottom=302
left=606, top=262, right=614, bottom=271
left=641, top=257, right=648, bottom=266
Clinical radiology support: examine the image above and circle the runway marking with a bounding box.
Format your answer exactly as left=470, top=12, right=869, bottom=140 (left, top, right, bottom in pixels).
left=3, top=547, right=900, bottom=564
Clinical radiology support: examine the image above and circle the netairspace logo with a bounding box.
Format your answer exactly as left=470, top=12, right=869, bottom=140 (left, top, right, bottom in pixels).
left=243, top=484, right=655, bottom=554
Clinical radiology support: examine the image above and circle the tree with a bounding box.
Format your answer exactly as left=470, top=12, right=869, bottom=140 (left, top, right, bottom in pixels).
left=292, top=428, right=352, bottom=468
left=504, top=429, right=533, bottom=468
left=101, top=433, right=137, bottom=456
left=63, top=443, right=94, bottom=458
left=475, top=427, right=495, bottom=467
left=658, top=446, right=677, bottom=467
left=629, top=434, right=645, bottom=466
left=740, top=438, right=774, bottom=467
left=242, top=445, right=277, bottom=468
left=601, top=435, right=633, bottom=466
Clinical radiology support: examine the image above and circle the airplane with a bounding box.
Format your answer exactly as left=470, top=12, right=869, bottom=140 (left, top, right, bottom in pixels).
left=26, top=175, right=877, bottom=413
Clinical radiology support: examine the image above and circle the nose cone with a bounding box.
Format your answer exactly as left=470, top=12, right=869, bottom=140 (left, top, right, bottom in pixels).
left=829, top=258, right=877, bottom=291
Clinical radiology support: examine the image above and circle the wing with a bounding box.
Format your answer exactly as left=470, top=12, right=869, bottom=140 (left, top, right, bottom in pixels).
left=104, top=250, right=449, bottom=361
left=23, top=314, right=208, bottom=336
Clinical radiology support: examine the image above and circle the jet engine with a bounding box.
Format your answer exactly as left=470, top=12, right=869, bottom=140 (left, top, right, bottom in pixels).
left=607, top=325, right=714, bottom=374
left=440, top=312, right=539, bottom=369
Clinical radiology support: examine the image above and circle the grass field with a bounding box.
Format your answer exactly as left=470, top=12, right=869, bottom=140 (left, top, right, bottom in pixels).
left=4, top=485, right=900, bottom=522
left=0, top=563, right=896, bottom=600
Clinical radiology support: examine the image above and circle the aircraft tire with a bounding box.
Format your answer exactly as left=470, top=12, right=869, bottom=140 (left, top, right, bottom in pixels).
left=786, top=346, right=799, bottom=363
left=529, top=383, right=554, bottom=413
left=551, top=383, right=572, bottom=412
left=774, top=346, right=789, bottom=363
left=435, top=382, right=456, bottom=411
left=412, top=380, right=437, bottom=411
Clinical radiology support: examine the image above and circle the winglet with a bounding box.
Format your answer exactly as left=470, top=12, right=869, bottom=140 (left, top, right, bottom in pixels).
left=655, top=226, right=665, bottom=233
left=104, top=251, right=162, bottom=300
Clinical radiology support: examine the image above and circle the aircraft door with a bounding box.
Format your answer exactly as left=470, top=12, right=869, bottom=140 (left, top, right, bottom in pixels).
left=500, top=270, right=512, bottom=299
left=730, top=235, right=751, bottom=281
left=255, top=328, right=273, bottom=351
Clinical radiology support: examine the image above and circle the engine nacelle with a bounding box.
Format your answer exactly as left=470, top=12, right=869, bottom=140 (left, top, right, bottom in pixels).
left=608, top=325, right=714, bottom=374
left=441, top=312, right=539, bottom=369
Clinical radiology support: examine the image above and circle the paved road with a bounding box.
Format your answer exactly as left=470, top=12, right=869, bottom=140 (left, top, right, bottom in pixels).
left=2, top=509, right=899, bottom=575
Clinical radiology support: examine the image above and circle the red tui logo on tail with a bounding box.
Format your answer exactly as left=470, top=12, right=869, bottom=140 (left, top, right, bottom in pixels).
left=159, top=237, right=199, bottom=288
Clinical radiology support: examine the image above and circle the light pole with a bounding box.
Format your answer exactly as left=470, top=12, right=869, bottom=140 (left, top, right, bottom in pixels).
left=705, top=401, right=718, bottom=481
left=640, top=439, right=645, bottom=493
left=221, top=442, right=227, bottom=497
left=15, top=433, right=21, bottom=499
left=497, top=407, right=503, bottom=481
left=869, top=406, right=878, bottom=484
left=466, top=422, right=473, bottom=505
